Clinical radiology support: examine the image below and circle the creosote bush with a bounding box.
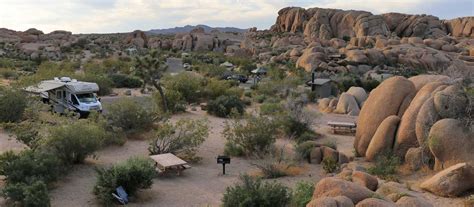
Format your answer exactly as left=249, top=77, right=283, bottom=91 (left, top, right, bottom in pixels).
left=45, top=120, right=108, bottom=164
left=222, top=175, right=291, bottom=207
left=148, top=119, right=208, bottom=162
left=223, top=115, right=277, bottom=157
left=94, top=157, right=155, bottom=205
left=106, top=98, right=154, bottom=134
left=368, top=152, right=400, bottom=180
left=153, top=89, right=186, bottom=114
left=109, top=74, right=143, bottom=88
left=0, top=88, right=27, bottom=123
left=162, top=72, right=204, bottom=103
left=207, top=95, right=245, bottom=118
left=291, top=181, right=314, bottom=207
left=322, top=157, right=339, bottom=173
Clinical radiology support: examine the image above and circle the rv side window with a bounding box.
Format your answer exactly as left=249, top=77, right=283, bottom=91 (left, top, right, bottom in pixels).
left=72, top=95, right=79, bottom=105
left=56, top=91, right=62, bottom=99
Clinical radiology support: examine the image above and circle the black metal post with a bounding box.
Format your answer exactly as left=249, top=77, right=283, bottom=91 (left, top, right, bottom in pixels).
left=222, top=163, right=226, bottom=175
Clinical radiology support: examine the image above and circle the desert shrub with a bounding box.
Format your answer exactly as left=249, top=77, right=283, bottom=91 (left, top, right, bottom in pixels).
left=342, top=36, right=351, bottom=42
left=0, top=68, right=18, bottom=79
left=322, top=157, right=339, bottom=173
left=254, top=94, right=266, bottom=103
left=278, top=97, right=316, bottom=142
left=223, top=116, right=277, bottom=157
left=94, top=157, right=155, bottom=205
left=222, top=175, right=291, bottom=207
left=81, top=74, right=113, bottom=96
left=9, top=121, right=41, bottom=149
left=291, top=181, right=314, bottom=207
left=45, top=120, right=108, bottom=164
left=162, top=72, right=203, bottom=103
left=106, top=98, right=154, bottom=134
left=0, top=88, right=27, bottom=123
left=259, top=102, right=284, bottom=115
left=252, top=162, right=288, bottom=179
left=148, top=119, right=208, bottom=161
left=109, top=74, right=142, bottom=88
left=197, top=64, right=227, bottom=78
left=295, top=141, right=318, bottom=163
left=367, top=152, right=400, bottom=179
left=322, top=140, right=337, bottom=150
left=0, top=150, right=64, bottom=185
left=153, top=89, right=186, bottom=114
left=204, top=78, right=242, bottom=100
left=2, top=179, right=50, bottom=207
left=361, top=79, right=380, bottom=92
left=207, top=95, right=245, bottom=117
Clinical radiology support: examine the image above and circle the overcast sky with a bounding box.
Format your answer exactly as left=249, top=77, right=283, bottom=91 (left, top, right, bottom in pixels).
left=0, top=0, right=472, bottom=34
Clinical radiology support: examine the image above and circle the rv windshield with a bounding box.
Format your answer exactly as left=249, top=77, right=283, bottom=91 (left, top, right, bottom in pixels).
left=76, top=93, right=97, bottom=103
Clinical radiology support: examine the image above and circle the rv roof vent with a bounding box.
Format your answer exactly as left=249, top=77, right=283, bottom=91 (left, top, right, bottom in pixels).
left=54, top=77, right=60, bottom=81
left=71, top=79, right=78, bottom=82
left=60, top=77, right=72, bottom=82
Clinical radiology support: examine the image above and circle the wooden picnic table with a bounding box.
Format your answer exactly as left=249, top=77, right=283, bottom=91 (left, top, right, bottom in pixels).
left=150, top=153, right=191, bottom=175
left=327, top=121, right=357, bottom=134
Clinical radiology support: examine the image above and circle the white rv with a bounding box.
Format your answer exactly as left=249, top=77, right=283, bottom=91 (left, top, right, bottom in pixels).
left=25, top=77, right=103, bottom=117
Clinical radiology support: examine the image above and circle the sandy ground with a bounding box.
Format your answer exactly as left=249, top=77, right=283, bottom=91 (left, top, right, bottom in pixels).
left=0, top=104, right=467, bottom=206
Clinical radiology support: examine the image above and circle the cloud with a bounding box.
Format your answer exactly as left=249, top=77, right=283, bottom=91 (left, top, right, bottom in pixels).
left=0, top=0, right=471, bottom=33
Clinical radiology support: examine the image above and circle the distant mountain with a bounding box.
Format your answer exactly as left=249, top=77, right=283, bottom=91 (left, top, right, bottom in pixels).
left=147, top=24, right=247, bottom=34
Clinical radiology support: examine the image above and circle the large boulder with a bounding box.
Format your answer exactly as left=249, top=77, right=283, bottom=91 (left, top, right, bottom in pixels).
left=296, top=47, right=326, bottom=72
left=393, top=82, right=446, bottom=157
left=346, top=50, right=369, bottom=64
left=346, top=87, right=368, bottom=108
left=313, top=177, right=374, bottom=204
left=365, top=115, right=400, bottom=161
left=420, top=163, right=474, bottom=197
left=355, top=198, right=396, bottom=207
left=408, top=75, right=450, bottom=91
left=355, top=76, right=416, bottom=157
left=306, top=196, right=354, bottom=207
left=414, top=97, right=440, bottom=148
left=352, top=171, right=378, bottom=191
left=432, top=85, right=468, bottom=119
left=334, top=93, right=360, bottom=116
left=428, top=119, right=474, bottom=170
left=404, top=147, right=426, bottom=171
left=395, top=196, right=433, bottom=207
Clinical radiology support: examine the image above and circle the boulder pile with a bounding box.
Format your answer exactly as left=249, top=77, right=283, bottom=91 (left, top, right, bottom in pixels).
left=318, top=86, right=367, bottom=116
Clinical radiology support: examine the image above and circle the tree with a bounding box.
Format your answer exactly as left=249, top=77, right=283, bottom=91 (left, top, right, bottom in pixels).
left=133, top=50, right=169, bottom=112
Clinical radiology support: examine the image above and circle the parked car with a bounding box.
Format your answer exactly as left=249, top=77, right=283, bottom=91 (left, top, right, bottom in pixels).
left=226, top=74, right=248, bottom=83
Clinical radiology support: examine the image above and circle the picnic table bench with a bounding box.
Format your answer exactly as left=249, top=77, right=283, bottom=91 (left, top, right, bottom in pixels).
left=150, top=153, right=191, bottom=176
left=327, top=121, right=357, bottom=134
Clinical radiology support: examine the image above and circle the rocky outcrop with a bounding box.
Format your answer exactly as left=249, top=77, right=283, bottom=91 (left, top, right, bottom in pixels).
left=365, top=115, right=400, bottom=161
left=355, top=76, right=416, bottom=156
left=355, top=198, right=395, bottom=207
left=124, top=30, right=148, bottom=48
left=393, top=81, right=447, bottom=157
left=428, top=119, right=474, bottom=170
left=444, top=17, right=474, bottom=37
left=334, top=92, right=360, bottom=116
left=346, top=87, right=367, bottom=108
left=312, top=177, right=374, bottom=204
left=420, top=163, right=474, bottom=197
left=272, top=7, right=472, bottom=39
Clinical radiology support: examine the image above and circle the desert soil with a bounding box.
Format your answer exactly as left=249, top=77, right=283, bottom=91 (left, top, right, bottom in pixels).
left=0, top=104, right=466, bottom=207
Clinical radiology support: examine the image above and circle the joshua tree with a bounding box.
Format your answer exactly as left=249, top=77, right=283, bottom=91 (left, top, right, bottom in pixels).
left=133, top=50, right=168, bottom=112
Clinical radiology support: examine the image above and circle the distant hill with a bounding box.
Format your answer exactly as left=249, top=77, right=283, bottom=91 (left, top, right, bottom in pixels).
left=147, top=24, right=247, bottom=34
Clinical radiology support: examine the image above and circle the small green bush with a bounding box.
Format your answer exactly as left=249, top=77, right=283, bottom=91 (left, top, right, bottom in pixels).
left=45, top=120, right=108, bottom=164
left=222, top=175, right=291, bottom=207
left=207, top=95, right=245, bottom=117
left=295, top=141, right=318, bottom=163
left=203, top=78, right=242, bottom=100
left=259, top=103, right=284, bottom=115
left=367, top=152, right=400, bottom=179
left=0, top=88, right=27, bottom=123
left=253, top=163, right=287, bottom=179
left=93, top=157, right=155, bottom=205
left=109, top=74, right=143, bottom=88
left=162, top=72, right=203, bottom=103
left=106, top=98, right=154, bottom=134
left=254, top=94, right=266, bottom=103
left=148, top=119, right=208, bottom=160
left=223, top=116, right=277, bottom=157
left=322, top=157, right=339, bottom=173
left=153, top=89, right=186, bottom=114
left=291, top=181, right=314, bottom=207
left=2, top=179, right=50, bottom=207
left=0, top=68, right=18, bottom=79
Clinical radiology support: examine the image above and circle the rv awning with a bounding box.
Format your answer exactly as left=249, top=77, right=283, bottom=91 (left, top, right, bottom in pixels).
left=24, top=81, right=64, bottom=93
